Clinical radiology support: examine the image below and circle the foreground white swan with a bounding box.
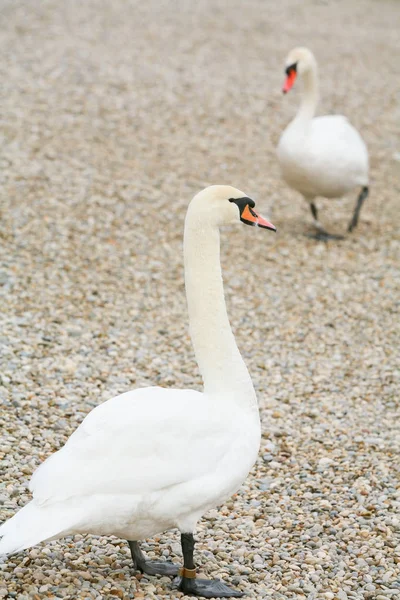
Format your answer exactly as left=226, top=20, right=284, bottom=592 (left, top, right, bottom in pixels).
left=0, top=186, right=276, bottom=598
left=277, top=47, right=369, bottom=239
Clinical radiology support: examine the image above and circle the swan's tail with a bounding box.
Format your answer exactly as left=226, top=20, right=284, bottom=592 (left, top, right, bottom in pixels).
left=0, top=501, right=73, bottom=556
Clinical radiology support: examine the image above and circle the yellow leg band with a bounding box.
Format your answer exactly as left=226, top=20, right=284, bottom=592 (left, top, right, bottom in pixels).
left=179, top=567, right=197, bottom=579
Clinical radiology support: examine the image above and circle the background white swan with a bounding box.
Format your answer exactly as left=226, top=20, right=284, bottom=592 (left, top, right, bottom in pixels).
left=0, top=185, right=276, bottom=598
left=277, top=47, right=369, bottom=240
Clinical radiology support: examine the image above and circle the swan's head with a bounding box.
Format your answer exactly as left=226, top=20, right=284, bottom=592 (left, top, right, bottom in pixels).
left=282, top=47, right=317, bottom=93
left=188, top=185, right=276, bottom=231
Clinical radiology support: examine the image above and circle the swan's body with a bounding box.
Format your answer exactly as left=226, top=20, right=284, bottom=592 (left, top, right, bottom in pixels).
left=3, top=388, right=259, bottom=547
left=277, top=47, right=369, bottom=238
left=278, top=115, right=368, bottom=199
left=0, top=185, right=276, bottom=598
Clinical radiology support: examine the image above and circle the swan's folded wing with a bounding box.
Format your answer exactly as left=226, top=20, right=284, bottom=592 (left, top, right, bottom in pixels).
left=304, top=116, right=368, bottom=181
left=30, top=387, right=240, bottom=504
left=311, top=116, right=368, bottom=157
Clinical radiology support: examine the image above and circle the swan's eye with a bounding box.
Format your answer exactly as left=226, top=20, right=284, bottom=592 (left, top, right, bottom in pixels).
left=229, top=197, right=255, bottom=214
left=285, top=62, right=297, bottom=76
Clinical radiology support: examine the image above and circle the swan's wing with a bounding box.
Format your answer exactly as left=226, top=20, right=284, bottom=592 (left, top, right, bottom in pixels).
left=311, top=116, right=368, bottom=163
left=30, top=387, right=239, bottom=503
left=299, top=116, right=369, bottom=185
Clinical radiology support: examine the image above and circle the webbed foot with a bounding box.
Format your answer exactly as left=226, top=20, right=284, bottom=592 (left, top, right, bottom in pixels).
left=178, top=576, right=244, bottom=598
left=306, top=230, right=345, bottom=241
left=137, top=559, right=179, bottom=576
left=128, top=540, right=179, bottom=577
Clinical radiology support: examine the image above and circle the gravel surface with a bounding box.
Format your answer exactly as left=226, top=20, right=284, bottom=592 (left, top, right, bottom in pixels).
left=1, top=0, right=400, bottom=598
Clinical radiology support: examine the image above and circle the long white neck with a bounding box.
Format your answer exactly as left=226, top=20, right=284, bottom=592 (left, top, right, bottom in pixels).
left=295, top=64, right=319, bottom=124
left=184, top=210, right=257, bottom=411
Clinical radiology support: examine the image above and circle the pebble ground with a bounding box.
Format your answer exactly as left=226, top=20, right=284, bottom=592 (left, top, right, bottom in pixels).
left=0, top=0, right=399, bottom=599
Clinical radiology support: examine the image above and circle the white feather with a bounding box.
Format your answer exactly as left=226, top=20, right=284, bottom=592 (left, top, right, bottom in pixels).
left=0, top=186, right=262, bottom=557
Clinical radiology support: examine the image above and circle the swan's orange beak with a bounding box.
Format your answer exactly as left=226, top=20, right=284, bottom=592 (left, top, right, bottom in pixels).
left=241, top=205, right=276, bottom=231
left=283, top=68, right=297, bottom=93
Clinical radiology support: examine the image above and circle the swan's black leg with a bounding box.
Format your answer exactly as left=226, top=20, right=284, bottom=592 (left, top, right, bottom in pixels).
left=308, top=201, right=345, bottom=241
left=177, top=533, right=244, bottom=598
left=310, top=201, right=318, bottom=222
left=128, top=540, right=179, bottom=576
left=348, top=186, right=369, bottom=232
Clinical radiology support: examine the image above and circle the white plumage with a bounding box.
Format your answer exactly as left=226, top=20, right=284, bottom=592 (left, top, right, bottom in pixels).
left=1, top=388, right=258, bottom=551
left=277, top=47, right=369, bottom=237
left=0, top=185, right=276, bottom=598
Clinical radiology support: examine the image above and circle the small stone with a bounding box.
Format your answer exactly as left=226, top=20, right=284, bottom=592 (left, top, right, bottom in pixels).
left=318, top=457, right=334, bottom=468
left=109, top=590, right=124, bottom=598
left=268, top=461, right=281, bottom=469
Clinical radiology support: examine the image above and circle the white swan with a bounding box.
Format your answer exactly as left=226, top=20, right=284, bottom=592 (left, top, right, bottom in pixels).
left=0, top=186, right=276, bottom=598
left=277, top=47, right=369, bottom=239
